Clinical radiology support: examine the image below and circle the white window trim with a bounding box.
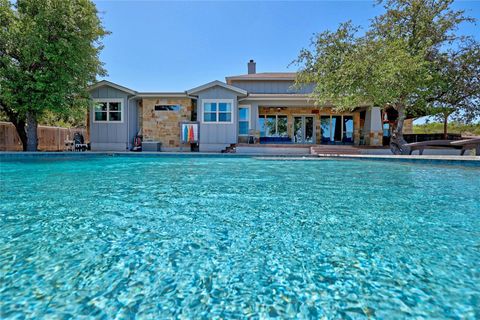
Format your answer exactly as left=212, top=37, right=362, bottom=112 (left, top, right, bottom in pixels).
left=201, top=99, right=234, bottom=124
left=92, top=98, right=124, bottom=123
left=238, top=105, right=251, bottom=136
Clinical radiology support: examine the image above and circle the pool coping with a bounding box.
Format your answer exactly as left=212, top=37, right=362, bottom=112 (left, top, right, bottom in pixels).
left=0, top=151, right=479, bottom=167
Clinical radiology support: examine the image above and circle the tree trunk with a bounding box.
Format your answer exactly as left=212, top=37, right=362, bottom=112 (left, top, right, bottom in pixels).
left=389, top=104, right=410, bottom=155
left=14, top=119, right=28, bottom=151
left=443, top=112, right=449, bottom=140
left=25, top=111, right=38, bottom=151
left=1, top=104, right=28, bottom=150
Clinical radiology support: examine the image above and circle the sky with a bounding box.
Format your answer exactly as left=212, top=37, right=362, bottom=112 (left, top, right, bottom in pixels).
left=93, top=0, right=480, bottom=93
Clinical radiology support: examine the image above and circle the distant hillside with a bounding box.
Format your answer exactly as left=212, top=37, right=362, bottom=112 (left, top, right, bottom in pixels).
left=413, top=122, right=480, bottom=136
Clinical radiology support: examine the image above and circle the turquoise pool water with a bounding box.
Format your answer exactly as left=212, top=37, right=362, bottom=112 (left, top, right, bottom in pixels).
left=0, top=156, right=479, bottom=319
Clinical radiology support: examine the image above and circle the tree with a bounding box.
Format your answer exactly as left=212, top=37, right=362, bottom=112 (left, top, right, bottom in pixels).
left=0, top=0, right=107, bottom=151
left=428, top=42, right=480, bottom=138
left=294, top=0, right=479, bottom=154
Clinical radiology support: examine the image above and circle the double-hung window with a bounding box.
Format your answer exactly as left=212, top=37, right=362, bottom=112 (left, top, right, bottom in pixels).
left=93, top=99, right=123, bottom=123
left=238, top=106, right=250, bottom=136
left=202, top=100, right=233, bottom=123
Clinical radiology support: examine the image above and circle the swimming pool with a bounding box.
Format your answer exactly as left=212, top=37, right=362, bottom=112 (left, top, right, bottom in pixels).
left=1, top=156, right=479, bottom=318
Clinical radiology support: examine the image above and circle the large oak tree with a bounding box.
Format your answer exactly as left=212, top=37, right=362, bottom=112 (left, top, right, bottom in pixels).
left=294, top=0, right=480, bottom=154
left=0, top=0, right=107, bottom=151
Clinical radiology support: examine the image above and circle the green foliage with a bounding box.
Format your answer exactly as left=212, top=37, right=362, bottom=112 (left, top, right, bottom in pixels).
left=295, top=22, right=430, bottom=112
left=413, top=121, right=480, bottom=136
left=294, top=0, right=479, bottom=121
left=0, top=0, right=108, bottom=121
left=428, top=42, right=480, bottom=123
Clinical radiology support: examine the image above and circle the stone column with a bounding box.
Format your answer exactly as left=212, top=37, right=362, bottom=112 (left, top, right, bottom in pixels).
left=363, top=107, right=383, bottom=146
left=251, top=104, right=260, bottom=143
left=353, top=112, right=360, bottom=146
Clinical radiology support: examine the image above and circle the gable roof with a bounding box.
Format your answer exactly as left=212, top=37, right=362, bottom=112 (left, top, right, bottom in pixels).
left=88, top=80, right=137, bottom=95
left=239, top=93, right=312, bottom=101
left=226, top=72, right=297, bottom=82
left=186, top=80, right=248, bottom=96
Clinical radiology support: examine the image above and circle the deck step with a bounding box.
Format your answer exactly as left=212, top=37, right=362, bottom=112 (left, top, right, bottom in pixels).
left=310, top=146, right=361, bottom=155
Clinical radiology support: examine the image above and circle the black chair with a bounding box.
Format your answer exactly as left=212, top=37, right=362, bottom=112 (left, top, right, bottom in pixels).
left=73, top=132, right=88, bottom=151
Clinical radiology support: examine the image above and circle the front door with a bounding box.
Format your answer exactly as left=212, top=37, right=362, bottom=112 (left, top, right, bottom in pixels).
left=293, top=116, right=315, bottom=143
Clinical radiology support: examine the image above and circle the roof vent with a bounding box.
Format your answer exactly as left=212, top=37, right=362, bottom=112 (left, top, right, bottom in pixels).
left=248, top=59, right=256, bottom=74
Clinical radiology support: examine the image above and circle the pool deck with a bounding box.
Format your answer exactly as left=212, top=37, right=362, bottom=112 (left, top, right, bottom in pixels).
left=0, top=151, right=479, bottom=167
left=257, top=154, right=480, bottom=166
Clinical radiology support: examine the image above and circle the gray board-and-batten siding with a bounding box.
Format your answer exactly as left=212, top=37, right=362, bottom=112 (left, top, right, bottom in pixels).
left=89, top=86, right=138, bottom=151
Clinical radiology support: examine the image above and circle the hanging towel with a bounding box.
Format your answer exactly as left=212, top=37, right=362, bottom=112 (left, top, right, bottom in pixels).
left=183, top=125, right=188, bottom=142
left=189, top=125, right=195, bottom=142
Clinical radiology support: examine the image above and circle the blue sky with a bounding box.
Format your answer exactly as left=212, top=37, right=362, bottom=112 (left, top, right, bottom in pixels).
left=94, top=0, right=480, bottom=93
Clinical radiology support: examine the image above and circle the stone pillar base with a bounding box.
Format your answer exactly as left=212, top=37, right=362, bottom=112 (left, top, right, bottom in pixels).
left=366, top=131, right=383, bottom=146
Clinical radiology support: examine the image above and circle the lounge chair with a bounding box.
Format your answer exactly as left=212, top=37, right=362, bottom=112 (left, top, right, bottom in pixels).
left=405, top=138, right=480, bottom=155
left=450, top=138, right=480, bottom=155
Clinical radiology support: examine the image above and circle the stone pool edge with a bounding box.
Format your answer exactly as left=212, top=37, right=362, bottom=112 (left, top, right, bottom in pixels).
left=0, top=151, right=479, bottom=167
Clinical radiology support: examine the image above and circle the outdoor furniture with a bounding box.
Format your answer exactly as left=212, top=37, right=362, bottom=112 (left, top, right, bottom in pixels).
left=450, top=138, right=480, bottom=155
left=342, top=136, right=353, bottom=144
left=321, top=136, right=331, bottom=144
left=142, top=141, right=161, bottom=152
left=64, top=139, right=74, bottom=151
left=406, top=138, right=480, bottom=155
left=259, top=137, right=292, bottom=144
left=73, top=132, right=88, bottom=151
left=247, top=129, right=258, bottom=144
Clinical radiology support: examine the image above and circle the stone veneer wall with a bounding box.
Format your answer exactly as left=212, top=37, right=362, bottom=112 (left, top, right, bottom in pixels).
left=140, top=97, right=193, bottom=149
left=258, top=107, right=361, bottom=145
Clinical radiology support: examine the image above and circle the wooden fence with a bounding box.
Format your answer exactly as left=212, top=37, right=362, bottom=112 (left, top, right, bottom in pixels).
left=0, top=121, right=86, bottom=151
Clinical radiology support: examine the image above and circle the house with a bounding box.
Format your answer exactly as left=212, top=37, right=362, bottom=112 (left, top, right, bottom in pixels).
left=88, top=60, right=402, bottom=152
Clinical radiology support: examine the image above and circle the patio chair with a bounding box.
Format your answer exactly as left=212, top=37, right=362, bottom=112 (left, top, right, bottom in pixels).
left=247, top=129, right=258, bottom=144
left=73, top=132, right=88, bottom=151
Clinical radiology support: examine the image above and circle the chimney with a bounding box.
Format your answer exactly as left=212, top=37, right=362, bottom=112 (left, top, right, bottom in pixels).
left=248, top=59, right=256, bottom=74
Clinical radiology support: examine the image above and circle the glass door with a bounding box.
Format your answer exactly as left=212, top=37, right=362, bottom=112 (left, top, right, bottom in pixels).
left=343, top=116, right=354, bottom=143
left=293, top=117, right=303, bottom=143
left=305, top=116, right=314, bottom=143
left=320, top=116, right=330, bottom=144
left=293, top=116, right=315, bottom=144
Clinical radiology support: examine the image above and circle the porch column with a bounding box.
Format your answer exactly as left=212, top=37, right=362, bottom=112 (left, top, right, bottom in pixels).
left=363, top=107, right=383, bottom=146
left=250, top=103, right=260, bottom=143
left=353, top=112, right=360, bottom=146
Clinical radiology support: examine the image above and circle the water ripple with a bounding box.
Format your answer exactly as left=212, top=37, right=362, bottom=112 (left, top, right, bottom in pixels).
left=0, top=157, right=479, bottom=318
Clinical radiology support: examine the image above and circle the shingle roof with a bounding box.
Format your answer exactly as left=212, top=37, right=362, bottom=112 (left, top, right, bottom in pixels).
left=226, top=72, right=297, bottom=82
left=186, top=80, right=248, bottom=96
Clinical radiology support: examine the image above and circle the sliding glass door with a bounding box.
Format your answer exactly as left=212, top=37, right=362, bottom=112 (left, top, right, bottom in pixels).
left=293, top=116, right=315, bottom=144
left=343, top=116, right=354, bottom=143
left=320, top=116, right=331, bottom=143
left=320, top=115, right=355, bottom=144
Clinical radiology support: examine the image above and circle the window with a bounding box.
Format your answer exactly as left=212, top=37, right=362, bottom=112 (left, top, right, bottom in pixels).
left=238, top=106, right=250, bottom=136
left=94, top=102, right=108, bottom=121
left=204, top=102, right=217, bottom=122
left=93, top=100, right=123, bottom=122
left=202, top=100, right=233, bottom=123
left=155, top=105, right=181, bottom=112
left=258, top=115, right=288, bottom=137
